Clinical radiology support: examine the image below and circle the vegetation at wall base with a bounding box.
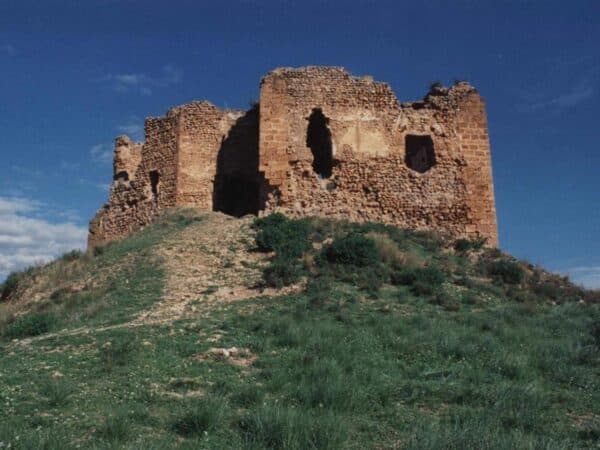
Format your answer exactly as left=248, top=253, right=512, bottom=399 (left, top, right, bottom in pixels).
left=0, top=210, right=598, bottom=449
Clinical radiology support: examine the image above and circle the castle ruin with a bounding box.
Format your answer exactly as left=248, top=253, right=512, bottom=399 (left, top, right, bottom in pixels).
left=89, top=66, right=498, bottom=248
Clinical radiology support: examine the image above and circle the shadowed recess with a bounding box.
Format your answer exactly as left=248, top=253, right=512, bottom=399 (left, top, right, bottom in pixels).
left=306, top=108, right=333, bottom=179
left=405, top=135, right=436, bottom=173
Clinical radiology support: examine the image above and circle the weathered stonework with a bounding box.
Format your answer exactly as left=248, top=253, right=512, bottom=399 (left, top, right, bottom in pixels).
left=89, top=66, right=498, bottom=248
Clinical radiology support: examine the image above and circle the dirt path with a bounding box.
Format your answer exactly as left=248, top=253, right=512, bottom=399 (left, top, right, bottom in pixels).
left=132, top=213, right=269, bottom=325
left=11, top=213, right=301, bottom=346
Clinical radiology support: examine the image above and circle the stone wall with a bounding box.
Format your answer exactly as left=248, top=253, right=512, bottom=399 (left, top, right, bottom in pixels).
left=89, top=66, right=497, bottom=248
left=88, top=113, right=179, bottom=248
left=88, top=101, right=261, bottom=247
left=258, top=67, right=498, bottom=246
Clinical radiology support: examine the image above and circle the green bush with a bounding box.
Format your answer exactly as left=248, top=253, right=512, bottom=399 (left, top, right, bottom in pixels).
left=263, top=257, right=304, bottom=288
left=4, top=312, right=56, bottom=339
left=488, top=260, right=525, bottom=285
left=391, top=267, right=418, bottom=285
left=304, top=276, right=333, bottom=309
left=391, top=266, right=445, bottom=296
left=431, top=291, right=461, bottom=311
left=60, top=250, right=83, bottom=262
left=592, top=319, right=600, bottom=347
left=255, top=213, right=312, bottom=258
left=99, top=332, right=139, bottom=371
left=323, top=233, right=379, bottom=267
left=231, top=385, right=264, bottom=407
left=1, top=271, right=21, bottom=300
left=237, top=405, right=347, bottom=449
left=454, top=236, right=487, bottom=253
left=412, top=280, right=436, bottom=296
left=95, top=409, right=131, bottom=443
left=320, top=257, right=388, bottom=298
left=39, top=378, right=74, bottom=407
left=171, top=397, right=227, bottom=436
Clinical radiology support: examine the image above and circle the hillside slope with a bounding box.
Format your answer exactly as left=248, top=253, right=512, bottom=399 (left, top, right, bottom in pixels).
left=0, top=210, right=598, bottom=449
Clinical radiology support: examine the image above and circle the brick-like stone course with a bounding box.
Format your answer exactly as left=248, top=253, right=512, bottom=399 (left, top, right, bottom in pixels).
left=89, top=66, right=498, bottom=248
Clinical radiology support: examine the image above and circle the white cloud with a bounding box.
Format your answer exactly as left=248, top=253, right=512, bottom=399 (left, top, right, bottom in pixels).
left=0, top=197, right=87, bottom=281
left=0, top=197, right=39, bottom=214
left=0, top=44, right=16, bottom=56
left=550, top=87, right=595, bottom=108
left=90, top=143, right=113, bottom=165
left=519, top=84, right=596, bottom=112
left=98, top=64, right=183, bottom=95
left=563, top=266, right=600, bottom=290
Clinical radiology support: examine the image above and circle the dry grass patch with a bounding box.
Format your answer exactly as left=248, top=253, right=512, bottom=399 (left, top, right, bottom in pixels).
left=194, top=346, right=257, bottom=367
left=366, top=232, right=426, bottom=268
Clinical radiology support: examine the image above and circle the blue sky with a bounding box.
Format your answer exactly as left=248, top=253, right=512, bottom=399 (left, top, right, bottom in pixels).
left=0, top=0, right=599, bottom=288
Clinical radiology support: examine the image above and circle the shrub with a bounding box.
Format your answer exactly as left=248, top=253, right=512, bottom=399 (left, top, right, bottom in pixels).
left=431, top=292, right=461, bottom=311
left=231, top=385, right=264, bottom=407
left=454, top=236, right=487, bottom=253
left=366, top=232, right=408, bottom=268
left=0, top=303, right=17, bottom=332
left=506, top=287, right=536, bottom=304
left=60, top=249, right=83, bottom=262
left=461, top=291, right=481, bottom=306
left=409, top=230, right=445, bottom=252
left=592, top=319, right=600, bottom=347
left=571, top=343, right=598, bottom=366
left=171, top=396, right=227, bottom=436
left=391, top=268, right=418, bottom=286
left=39, top=378, right=74, bottom=407
left=305, top=276, right=333, bottom=309
left=255, top=213, right=312, bottom=258
left=355, top=268, right=386, bottom=297
left=395, top=266, right=444, bottom=297
left=237, top=405, right=347, bottom=449
left=412, top=280, right=436, bottom=297
left=99, top=332, right=139, bottom=371
left=487, top=260, right=524, bottom=285
left=530, top=276, right=585, bottom=303
left=1, top=271, right=21, bottom=301
left=578, top=420, right=600, bottom=442
left=96, top=409, right=131, bottom=443
left=391, top=266, right=445, bottom=296
left=4, top=312, right=55, bottom=339
left=323, top=233, right=379, bottom=267
left=263, top=257, right=304, bottom=288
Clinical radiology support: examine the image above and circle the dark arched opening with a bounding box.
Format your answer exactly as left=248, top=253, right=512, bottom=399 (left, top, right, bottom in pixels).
left=149, top=170, right=160, bottom=199
left=114, top=170, right=129, bottom=182
left=212, top=105, right=264, bottom=217
left=306, top=108, right=333, bottom=178
left=214, top=175, right=260, bottom=217
left=405, top=135, right=436, bottom=173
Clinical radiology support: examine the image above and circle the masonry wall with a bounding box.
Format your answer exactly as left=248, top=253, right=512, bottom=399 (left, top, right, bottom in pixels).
left=88, top=114, right=179, bottom=248
left=88, top=101, right=261, bottom=247
left=174, top=101, right=232, bottom=209
left=258, top=67, right=498, bottom=245
left=89, top=66, right=498, bottom=249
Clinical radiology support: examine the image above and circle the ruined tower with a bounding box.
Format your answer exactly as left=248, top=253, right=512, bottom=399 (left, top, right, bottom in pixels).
left=89, top=66, right=498, bottom=248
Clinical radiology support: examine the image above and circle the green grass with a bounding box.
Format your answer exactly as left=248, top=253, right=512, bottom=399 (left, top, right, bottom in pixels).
left=0, top=210, right=202, bottom=339
left=3, top=311, right=57, bottom=339
left=0, top=211, right=598, bottom=449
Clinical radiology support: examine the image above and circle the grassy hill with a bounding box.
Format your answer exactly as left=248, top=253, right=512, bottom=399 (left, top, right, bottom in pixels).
left=0, top=210, right=598, bottom=449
